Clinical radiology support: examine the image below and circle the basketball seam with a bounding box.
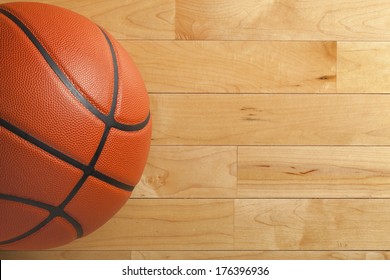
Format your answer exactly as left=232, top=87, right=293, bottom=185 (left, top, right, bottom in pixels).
left=0, top=118, right=135, bottom=192
left=0, top=8, right=106, bottom=121
left=0, top=194, right=82, bottom=244
left=57, top=27, right=122, bottom=210
left=0, top=11, right=147, bottom=246
left=0, top=8, right=150, bottom=132
left=0, top=118, right=135, bottom=245
left=1, top=7, right=110, bottom=116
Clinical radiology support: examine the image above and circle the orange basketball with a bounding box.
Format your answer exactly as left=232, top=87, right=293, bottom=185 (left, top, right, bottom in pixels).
left=0, top=2, right=151, bottom=249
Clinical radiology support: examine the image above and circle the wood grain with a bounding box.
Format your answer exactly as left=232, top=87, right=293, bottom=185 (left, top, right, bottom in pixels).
left=131, top=250, right=390, bottom=260
left=50, top=199, right=390, bottom=251
left=238, top=146, right=390, bottom=198
left=124, top=41, right=336, bottom=93
left=176, top=0, right=390, bottom=40
left=235, top=199, right=390, bottom=250
left=338, top=42, right=390, bottom=93
left=0, top=0, right=175, bottom=39
left=58, top=199, right=234, bottom=250
left=134, top=146, right=237, bottom=198
left=150, top=94, right=390, bottom=145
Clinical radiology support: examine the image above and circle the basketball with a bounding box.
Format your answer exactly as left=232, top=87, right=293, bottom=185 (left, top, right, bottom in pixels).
left=0, top=2, right=151, bottom=249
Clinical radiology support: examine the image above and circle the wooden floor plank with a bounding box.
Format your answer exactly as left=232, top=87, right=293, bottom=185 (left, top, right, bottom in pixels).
left=150, top=94, right=390, bottom=145
left=238, top=146, right=390, bottom=198
left=338, top=42, right=390, bottom=93
left=132, top=250, right=390, bottom=260
left=134, top=146, right=237, bottom=198
left=124, top=41, right=336, bottom=93
left=58, top=199, right=234, bottom=250
left=235, top=199, right=390, bottom=250
left=0, top=0, right=175, bottom=39
left=176, top=0, right=390, bottom=40
left=42, top=199, right=390, bottom=251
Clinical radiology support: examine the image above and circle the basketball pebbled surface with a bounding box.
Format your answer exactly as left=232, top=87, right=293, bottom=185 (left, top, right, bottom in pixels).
left=0, top=2, right=151, bottom=250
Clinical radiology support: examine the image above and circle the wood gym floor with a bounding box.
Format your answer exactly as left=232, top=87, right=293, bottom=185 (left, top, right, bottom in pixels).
left=2, top=0, right=390, bottom=260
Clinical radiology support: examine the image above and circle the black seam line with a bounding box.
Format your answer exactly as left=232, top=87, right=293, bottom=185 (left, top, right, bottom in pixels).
left=58, top=171, right=91, bottom=210
left=88, top=28, right=118, bottom=168
left=0, top=8, right=150, bottom=132
left=114, top=112, right=151, bottom=131
left=55, top=26, right=123, bottom=233
left=89, top=30, right=134, bottom=193
left=89, top=126, right=111, bottom=167
left=93, top=171, right=134, bottom=191
left=0, top=120, right=131, bottom=246
left=0, top=118, right=135, bottom=192
left=0, top=194, right=83, bottom=244
left=98, top=25, right=152, bottom=132
left=0, top=118, right=84, bottom=170
left=55, top=26, right=124, bottom=231
left=99, top=27, right=119, bottom=117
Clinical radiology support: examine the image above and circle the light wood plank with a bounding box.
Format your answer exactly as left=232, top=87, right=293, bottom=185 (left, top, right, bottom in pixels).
left=132, top=251, right=390, bottom=260
left=58, top=199, right=234, bottom=250
left=238, top=146, right=390, bottom=198
left=124, top=41, right=336, bottom=93
left=133, top=146, right=237, bottom=198
left=52, top=199, right=390, bottom=250
left=176, top=0, right=390, bottom=40
left=0, top=0, right=175, bottom=39
left=338, top=42, right=390, bottom=93
left=150, top=94, right=390, bottom=145
left=235, top=199, right=390, bottom=250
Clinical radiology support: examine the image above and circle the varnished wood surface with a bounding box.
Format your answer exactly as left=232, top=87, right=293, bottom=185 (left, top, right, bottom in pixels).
left=238, top=146, right=390, bottom=198
left=134, top=146, right=237, bottom=198
left=1, top=0, right=390, bottom=260
left=124, top=41, right=336, bottom=93
left=54, top=199, right=390, bottom=251
left=150, top=94, right=390, bottom=145
left=175, top=0, right=390, bottom=41
left=338, top=42, right=390, bottom=93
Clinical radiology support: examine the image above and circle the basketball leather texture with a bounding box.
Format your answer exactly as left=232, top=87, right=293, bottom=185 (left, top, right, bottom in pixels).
left=0, top=2, right=151, bottom=250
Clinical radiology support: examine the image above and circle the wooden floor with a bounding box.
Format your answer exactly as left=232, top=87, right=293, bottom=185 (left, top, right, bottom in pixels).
left=2, top=0, right=390, bottom=260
